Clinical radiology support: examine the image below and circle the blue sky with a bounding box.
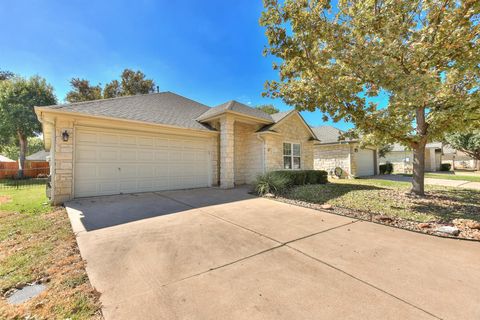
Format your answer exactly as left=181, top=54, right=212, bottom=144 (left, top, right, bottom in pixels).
left=0, top=0, right=354, bottom=130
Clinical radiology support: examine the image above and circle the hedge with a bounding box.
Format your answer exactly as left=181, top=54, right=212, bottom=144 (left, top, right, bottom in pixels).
left=379, top=162, right=393, bottom=174
left=440, top=163, right=451, bottom=171
left=270, top=170, right=328, bottom=186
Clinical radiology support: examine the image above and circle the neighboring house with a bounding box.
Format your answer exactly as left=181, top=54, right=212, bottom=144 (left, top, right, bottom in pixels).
left=311, top=126, right=378, bottom=177
left=35, top=92, right=318, bottom=204
left=0, top=155, right=15, bottom=163
left=380, top=143, right=442, bottom=173
left=441, top=145, right=477, bottom=170
left=26, top=150, right=50, bottom=162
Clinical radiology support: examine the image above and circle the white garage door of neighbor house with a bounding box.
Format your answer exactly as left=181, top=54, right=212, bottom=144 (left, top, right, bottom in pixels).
left=74, top=127, right=211, bottom=198
left=356, top=149, right=375, bottom=177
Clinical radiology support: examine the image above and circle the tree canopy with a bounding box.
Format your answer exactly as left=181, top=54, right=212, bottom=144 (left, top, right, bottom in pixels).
left=65, top=69, right=156, bottom=102
left=255, top=104, right=280, bottom=114
left=0, top=76, right=56, bottom=174
left=260, top=0, right=480, bottom=194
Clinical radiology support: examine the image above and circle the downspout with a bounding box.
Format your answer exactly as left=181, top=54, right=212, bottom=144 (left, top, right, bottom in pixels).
left=256, top=134, right=267, bottom=174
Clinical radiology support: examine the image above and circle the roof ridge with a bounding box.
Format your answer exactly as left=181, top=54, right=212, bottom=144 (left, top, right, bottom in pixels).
left=48, top=92, right=168, bottom=109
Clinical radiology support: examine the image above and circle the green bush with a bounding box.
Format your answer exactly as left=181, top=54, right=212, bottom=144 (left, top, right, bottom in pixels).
left=254, top=172, right=290, bottom=195
left=379, top=162, right=393, bottom=174
left=440, top=163, right=451, bottom=171
left=271, top=170, right=328, bottom=186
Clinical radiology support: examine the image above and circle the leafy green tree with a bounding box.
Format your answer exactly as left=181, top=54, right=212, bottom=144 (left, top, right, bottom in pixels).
left=65, top=78, right=103, bottom=103
left=260, top=0, right=480, bottom=195
left=0, top=76, right=56, bottom=176
left=0, top=70, right=14, bottom=81
left=0, top=136, right=44, bottom=161
left=256, top=104, right=280, bottom=114
left=445, top=131, right=480, bottom=170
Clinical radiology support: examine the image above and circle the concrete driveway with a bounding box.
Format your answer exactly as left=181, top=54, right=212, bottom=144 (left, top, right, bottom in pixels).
left=66, top=188, right=480, bottom=320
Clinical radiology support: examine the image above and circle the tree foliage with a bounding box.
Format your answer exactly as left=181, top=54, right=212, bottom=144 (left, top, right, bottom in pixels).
left=445, top=130, right=480, bottom=162
left=0, top=70, right=14, bottom=81
left=0, top=76, right=56, bottom=174
left=66, top=69, right=156, bottom=102
left=65, top=78, right=103, bottom=103
left=256, top=104, right=280, bottom=114
left=260, top=0, right=480, bottom=194
left=0, top=136, right=44, bottom=161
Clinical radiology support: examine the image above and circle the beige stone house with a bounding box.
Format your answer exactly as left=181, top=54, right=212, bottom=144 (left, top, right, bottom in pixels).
left=311, top=126, right=379, bottom=177
left=35, top=92, right=319, bottom=204
left=380, top=143, right=442, bottom=173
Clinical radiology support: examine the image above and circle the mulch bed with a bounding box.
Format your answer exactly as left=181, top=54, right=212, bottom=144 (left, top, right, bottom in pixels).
left=271, top=196, right=480, bottom=241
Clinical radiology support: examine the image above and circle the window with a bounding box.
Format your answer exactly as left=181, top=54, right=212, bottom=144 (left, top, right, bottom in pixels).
left=283, top=143, right=301, bottom=169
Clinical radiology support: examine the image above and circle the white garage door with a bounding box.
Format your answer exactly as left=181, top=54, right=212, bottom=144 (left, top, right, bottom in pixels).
left=74, top=127, right=211, bottom=198
left=356, top=149, right=375, bottom=177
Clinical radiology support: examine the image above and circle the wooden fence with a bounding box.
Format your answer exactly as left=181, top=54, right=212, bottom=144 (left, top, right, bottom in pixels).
left=0, top=161, right=50, bottom=179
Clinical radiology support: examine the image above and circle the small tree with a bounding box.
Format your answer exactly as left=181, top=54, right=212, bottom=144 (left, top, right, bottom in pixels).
left=260, top=0, right=480, bottom=195
left=0, top=76, right=56, bottom=177
left=445, top=131, right=480, bottom=170
left=255, top=104, right=280, bottom=114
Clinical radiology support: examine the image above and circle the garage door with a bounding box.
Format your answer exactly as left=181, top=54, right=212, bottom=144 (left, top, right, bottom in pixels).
left=356, top=149, right=375, bottom=177
left=74, top=127, right=211, bottom=198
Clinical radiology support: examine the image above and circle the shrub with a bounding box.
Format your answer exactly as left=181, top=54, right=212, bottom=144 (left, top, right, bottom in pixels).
left=379, top=162, right=393, bottom=174
left=254, top=172, right=290, bottom=195
left=440, top=163, right=451, bottom=171
left=270, top=170, right=328, bottom=187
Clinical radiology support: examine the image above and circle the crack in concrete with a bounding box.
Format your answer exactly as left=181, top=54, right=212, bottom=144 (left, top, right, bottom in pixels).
left=153, top=191, right=442, bottom=319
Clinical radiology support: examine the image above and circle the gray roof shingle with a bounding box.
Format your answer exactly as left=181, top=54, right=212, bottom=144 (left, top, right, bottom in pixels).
left=311, top=125, right=354, bottom=144
left=39, top=92, right=301, bottom=132
left=390, top=142, right=443, bottom=152
left=26, top=150, right=50, bottom=161
left=196, top=100, right=273, bottom=122
left=42, top=92, right=213, bottom=131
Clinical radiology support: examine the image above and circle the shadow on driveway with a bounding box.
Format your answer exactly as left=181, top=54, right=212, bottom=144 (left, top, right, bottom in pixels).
left=66, top=187, right=255, bottom=232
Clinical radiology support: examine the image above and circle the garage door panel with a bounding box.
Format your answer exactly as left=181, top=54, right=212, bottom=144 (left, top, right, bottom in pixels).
left=74, top=128, right=211, bottom=197
left=356, top=149, right=375, bottom=177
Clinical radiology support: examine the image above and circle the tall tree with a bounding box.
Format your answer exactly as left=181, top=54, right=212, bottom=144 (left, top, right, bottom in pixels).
left=445, top=131, right=480, bottom=170
left=256, top=104, right=280, bottom=114
left=260, top=0, right=480, bottom=195
left=0, top=76, right=56, bottom=176
left=0, top=70, right=14, bottom=81
left=65, top=78, right=102, bottom=103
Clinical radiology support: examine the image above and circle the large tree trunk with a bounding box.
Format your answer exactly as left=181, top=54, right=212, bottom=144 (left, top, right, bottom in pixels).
left=411, top=107, right=428, bottom=196
left=17, top=131, right=27, bottom=178
left=411, top=140, right=426, bottom=195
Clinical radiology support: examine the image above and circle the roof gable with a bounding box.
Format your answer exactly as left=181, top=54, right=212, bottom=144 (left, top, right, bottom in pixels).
left=258, top=111, right=317, bottom=139
left=196, top=100, right=273, bottom=122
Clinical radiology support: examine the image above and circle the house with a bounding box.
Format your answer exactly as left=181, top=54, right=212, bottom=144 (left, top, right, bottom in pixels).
left=0, top=155, right=15, bottom=163
left=311, top=126, right=379, bottom=177
left=26, top=150, right=50, bottom=162
left=380, top=143, right=442, bottom=173
left=35, top=92, right=319, bottom=204
left=441, top=145, right=478, bottom=170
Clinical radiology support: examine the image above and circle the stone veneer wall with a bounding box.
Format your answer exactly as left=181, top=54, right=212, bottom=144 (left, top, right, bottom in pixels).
left=52, top=119, right=74, bottom=204
left=381, top=150, right=438, bottom=173
left=314, top=144, right=351, bottom=176
left=264, top=115, right=314, bottom=171
left=219, top=115, right=235, bottom=188
left=234, top=122, right=263, bottom=184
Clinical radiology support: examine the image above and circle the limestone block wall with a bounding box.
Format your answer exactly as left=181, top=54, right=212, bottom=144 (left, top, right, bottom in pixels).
left=52, top=119, right=74, bottom=204
left=234, top=122, right=263, bottom=184
left=219, top=115, right=235, bottom=188
left=264, top=114, right=314, bottom=171
left=314, top=144, right=351, bottom=176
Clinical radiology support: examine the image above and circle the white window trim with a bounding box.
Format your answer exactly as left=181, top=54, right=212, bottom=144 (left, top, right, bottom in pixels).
left=283, top=142, right=301, bottom=170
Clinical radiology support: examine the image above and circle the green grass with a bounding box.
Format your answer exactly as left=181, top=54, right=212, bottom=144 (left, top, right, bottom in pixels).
left=399, top=172, right=480, bottom=182
left=0, top=185, right=51, bottom=214
left=0, top=186, right=101, bottom=319
left=282, top=178, right=480, bottom=223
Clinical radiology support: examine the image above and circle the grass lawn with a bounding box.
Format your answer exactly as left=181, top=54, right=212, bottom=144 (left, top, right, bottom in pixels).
left=399, top=172, right=480, bottom=182
left=282, top=178, right=480, bottom=223
left=0, top=185, right=101, bottom=319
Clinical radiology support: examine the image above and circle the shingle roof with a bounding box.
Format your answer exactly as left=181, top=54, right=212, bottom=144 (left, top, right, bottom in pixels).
left=196, top=100, right=273, bottom=122
left=26, top=150, right=50, bottom=161
left=0, top=155, right=15, bottom=162
left=311, top=125, right=354, bottom=144
left=40, top=92, right=213, bottom=131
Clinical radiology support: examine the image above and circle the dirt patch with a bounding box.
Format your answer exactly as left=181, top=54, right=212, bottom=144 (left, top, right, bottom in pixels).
left=0, top=196, right=12, bottom=204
